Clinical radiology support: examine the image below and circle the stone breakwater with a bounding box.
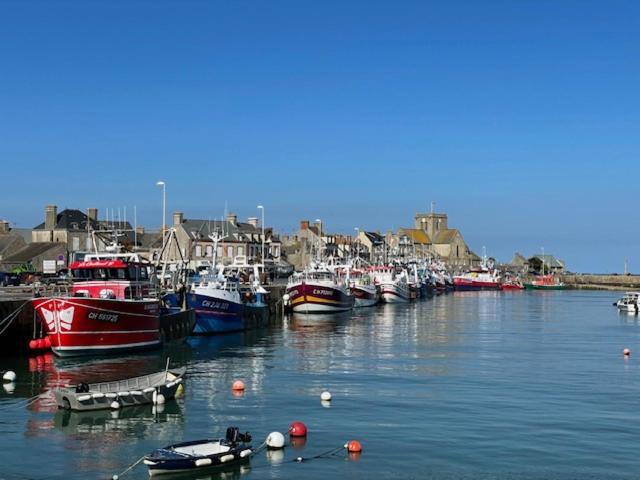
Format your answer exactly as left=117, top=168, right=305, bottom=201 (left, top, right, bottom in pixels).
left=560, top=274, right=640, bottom=291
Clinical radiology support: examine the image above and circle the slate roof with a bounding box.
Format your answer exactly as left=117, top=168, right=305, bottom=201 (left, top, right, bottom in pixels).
left=1, top=242, right=63, bottom=264
left=179, top=219, right=268, bottom=243
left=363, top=231, right=385, bottom=245
left=399, top=228, right=431, bottom=245
left=433, top=229, right=459, bottom=244
left=530, top=254, right=565, bottom=269
left=33, top=209, right=100, bottom=231
left=0, top=234, right=22, bottom=253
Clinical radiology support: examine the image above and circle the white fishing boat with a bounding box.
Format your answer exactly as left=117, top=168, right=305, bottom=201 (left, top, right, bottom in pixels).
left=371, top=266, right=411, bottom=303
left=615, top=292, right=640, bottom=313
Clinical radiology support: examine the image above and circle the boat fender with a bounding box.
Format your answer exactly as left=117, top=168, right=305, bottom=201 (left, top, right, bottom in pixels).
left=143, top=460, right=157, bottom=466
left=92, top=392, right=105, bottom=399
left=320, top=391, right=332, bottom=401
left=195, top=458, right=212, bottom=467
left=220, top=454, right=235, bottom=463
left=143, top=387, right=156, bottom=393
left=110, top=401, right=120, bottom=409
left=130, top=390, right=143, bottom=396
left=240, top=449, right=253, bottom=458
left=105, top=393, right=117, bottom=399
left=117, top=391, right=130, bottom=397
left=266, top=432, right=285, bottom=449
left=155, top=393, right=165, bottom=405
left=166, top=382, right=175, bottom=388
left=77, top=394, right=92, bottom=402
left=174, top=378, right=182, bottom=384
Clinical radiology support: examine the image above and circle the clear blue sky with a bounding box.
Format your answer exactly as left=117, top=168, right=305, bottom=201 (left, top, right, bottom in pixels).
left=1, top=1, right=638, bottom=273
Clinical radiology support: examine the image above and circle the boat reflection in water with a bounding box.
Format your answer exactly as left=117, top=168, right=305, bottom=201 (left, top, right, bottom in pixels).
left=54, top=401, right=184, bottom=436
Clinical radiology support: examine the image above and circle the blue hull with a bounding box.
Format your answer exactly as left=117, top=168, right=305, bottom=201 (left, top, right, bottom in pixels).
left=164, top=293, right=243, bottom=334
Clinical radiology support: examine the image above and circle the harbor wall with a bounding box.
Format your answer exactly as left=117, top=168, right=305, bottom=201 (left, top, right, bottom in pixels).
left=560, top=274, right=640, bottom=291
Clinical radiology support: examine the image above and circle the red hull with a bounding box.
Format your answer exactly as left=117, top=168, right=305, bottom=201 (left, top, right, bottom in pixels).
left=32, top=297, right=160, bottom=357
left=286, top=282, right=354, bottom=313
left=453, top=278, right=501, bottom=290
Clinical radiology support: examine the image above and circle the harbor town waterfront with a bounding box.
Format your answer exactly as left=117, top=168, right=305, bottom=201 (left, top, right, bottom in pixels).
left=2, top=1, right=639, bottom=478
left=3, top=291, right=640, bottom=479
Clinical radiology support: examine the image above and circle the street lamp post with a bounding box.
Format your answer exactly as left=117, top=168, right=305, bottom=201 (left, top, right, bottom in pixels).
left=315, top=218, right=322, bottom=260
left=354, top=227, right=359, bottom=260
left=156, top=181, right=166, bottom=249
left=257, top=205, right=265, bottom=263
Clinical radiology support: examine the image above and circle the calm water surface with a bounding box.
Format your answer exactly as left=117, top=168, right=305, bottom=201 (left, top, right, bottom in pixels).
left=2, top=291, right=640, bottom=479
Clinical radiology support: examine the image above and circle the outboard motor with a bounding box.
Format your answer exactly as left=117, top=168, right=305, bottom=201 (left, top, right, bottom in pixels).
left=225, top=427, right=251, bottom=445
left=75, top=383, right=90, bottom=393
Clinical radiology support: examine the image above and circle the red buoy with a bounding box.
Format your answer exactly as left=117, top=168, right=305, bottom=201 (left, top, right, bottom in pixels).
left=232, top=380, right=245, bottom=391
left=29, top=339, right=38, bottom=350
left=288, top=421, right=307, bottom=437
left=346, top=440, right=362, bottom=453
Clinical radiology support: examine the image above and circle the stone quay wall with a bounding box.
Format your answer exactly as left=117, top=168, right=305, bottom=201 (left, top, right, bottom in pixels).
left=560, top=274, right=640, bottom=291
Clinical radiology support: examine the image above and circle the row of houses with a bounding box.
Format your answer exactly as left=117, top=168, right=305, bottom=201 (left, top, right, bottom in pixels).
left=281, top=211, right=481, bottom=271
left=0, top=205, right=282, bottom=274
left=1, top=204, right=565, bottom=276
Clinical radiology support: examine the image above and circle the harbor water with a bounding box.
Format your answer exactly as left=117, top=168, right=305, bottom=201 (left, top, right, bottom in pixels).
left=2, top=290, right=640, bottom=479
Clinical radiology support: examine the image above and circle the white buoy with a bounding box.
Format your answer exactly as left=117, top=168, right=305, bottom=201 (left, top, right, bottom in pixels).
left=3, top=371, right=16, bottom=382
left=112, top=475, right=119, bottom=480
left=3, top=382, right=15, bottom=394
left=266, top=449, right=285, bottom=464
left=155, top=393, right=165, bottom=405
left=321, top=400, right=331, bottom=409
left=266, top=431, right=285, bottom=449
left=110, top=401, right=120, bottom=410
left=320, top=391, right=332, bottom=401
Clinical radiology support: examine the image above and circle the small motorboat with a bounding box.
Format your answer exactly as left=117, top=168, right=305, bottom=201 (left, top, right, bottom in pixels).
left=144, top=427, right=253, bottom=477
left=54, top=367, right=186, bottom=411
left=615, top=292, right=640, bottom=313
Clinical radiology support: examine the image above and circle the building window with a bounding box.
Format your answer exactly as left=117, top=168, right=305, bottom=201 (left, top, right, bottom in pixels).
left=206, top=245, right=213, bottom=256
left=195, top=245, right=202, bottom=257
left=237, top=246, right=244, bottom=256
left=228, top=246, right=234, bottom=258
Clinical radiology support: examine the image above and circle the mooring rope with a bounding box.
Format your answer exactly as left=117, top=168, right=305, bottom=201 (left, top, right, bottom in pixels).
left=0, top=300, right=29, bottom=337
left=0, top=392, right=49, bottom=412
left=110, top=454, right=146, bottom=480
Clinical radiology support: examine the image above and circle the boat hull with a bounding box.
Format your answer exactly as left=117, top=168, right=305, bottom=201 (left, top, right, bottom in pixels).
left=524, top=284, right=566, bottom=290
left=380, top=283, right=410, bottom=303
left=287, top=283, right=354, bottom=313
left=32, top=297, right=161, bottom=357
left=453, top=278, right=501, bottom=291
left=351, top=285, right=379, bottom=308
left=185, top=293, right=244, bottom=334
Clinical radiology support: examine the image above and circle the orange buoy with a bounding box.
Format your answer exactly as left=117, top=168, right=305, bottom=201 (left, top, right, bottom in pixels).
left=346, top=440, right=362, bottom=453
left=232, top=380, right=245, bottom=391
left=624, top=348, right=631, bottom=356
left=288, top=421, right=307, bottom=437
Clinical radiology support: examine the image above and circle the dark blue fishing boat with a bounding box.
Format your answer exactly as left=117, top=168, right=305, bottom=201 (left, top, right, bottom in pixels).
left=144, top=427, right=253, bottom=476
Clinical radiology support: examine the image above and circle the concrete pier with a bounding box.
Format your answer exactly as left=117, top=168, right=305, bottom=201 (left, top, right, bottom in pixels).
left=560, top=274, right=640, bottom=291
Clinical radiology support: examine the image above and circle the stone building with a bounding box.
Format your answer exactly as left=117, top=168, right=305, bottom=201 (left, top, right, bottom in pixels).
left=0, top=220, right=27, bottom=262
left=159, top=212, right=281, bottom=268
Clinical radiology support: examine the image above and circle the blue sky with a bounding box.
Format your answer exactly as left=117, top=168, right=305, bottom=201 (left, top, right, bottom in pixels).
left=1, top=1, right=638, bottom=272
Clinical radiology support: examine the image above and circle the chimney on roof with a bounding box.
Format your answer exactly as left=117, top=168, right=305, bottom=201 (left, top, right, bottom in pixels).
left=173, top=212, right=184, bottom=227
left=300, top=220, right=309, bottom=230
left=87, top=208, right=98, bottom=222
left=0, top=220, right=9, bottom=234
left=45, top=205, right=57, bottom=230
left=247, top=217, right=259, bottom=228
left=314, top=220, right=321, bottom=230
left=136, top=226, right=145, bottom=235
left=226, top=213, right=237, bottom=225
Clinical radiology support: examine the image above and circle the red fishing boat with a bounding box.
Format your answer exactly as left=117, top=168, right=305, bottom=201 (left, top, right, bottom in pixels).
left=31, top=253, right=161, bottom=357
